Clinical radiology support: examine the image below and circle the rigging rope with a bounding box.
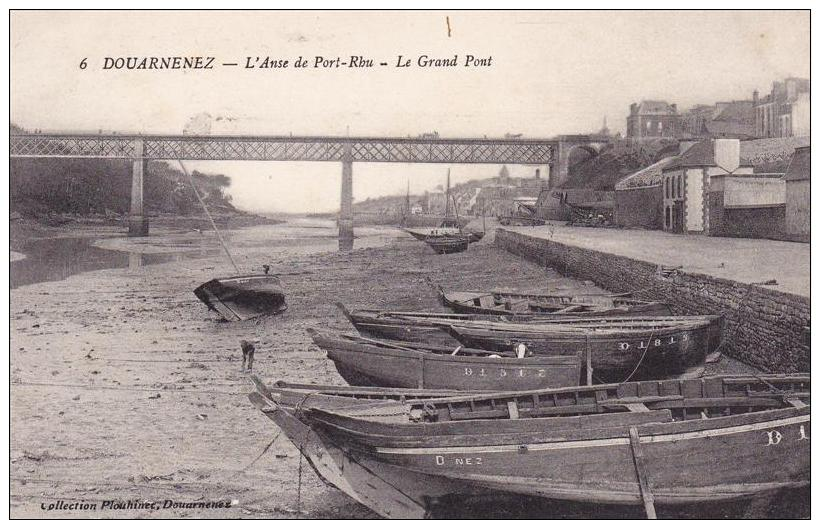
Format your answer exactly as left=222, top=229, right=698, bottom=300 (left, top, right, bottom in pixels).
left=177, top=160, right=239, bottom=273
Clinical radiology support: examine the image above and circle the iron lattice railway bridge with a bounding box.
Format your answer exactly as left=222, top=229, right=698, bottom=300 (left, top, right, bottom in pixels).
left=10, top=133, right=606, bottom=237
left=10, top=134, right=556, bottom=163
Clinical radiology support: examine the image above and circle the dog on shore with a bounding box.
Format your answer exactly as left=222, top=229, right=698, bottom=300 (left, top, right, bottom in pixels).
left=241, top=339, right=257, bottom=372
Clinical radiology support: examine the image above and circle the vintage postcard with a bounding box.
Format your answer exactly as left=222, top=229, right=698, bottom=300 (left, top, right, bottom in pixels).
left=8, top=9, right=811, bottom=519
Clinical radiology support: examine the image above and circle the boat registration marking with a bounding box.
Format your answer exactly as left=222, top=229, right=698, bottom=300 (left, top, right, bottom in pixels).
left=374, top=415, right=809, bottom=456
left=461, top=367, right=555, bottom=378
left=617, top=333, right=688, bottom=352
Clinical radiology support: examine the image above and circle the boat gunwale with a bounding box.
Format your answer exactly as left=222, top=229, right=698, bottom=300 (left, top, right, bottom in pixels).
left=314, top=332, right=583, bottom=366
left=298, top=402, right=809, bottom=450
left=270, top=374, right=809, bottom=406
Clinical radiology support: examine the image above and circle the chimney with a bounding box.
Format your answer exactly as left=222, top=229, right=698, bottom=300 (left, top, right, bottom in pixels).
left=753, top=89, right=759, bottom=105
left=714, top=139, right=740, bottom=173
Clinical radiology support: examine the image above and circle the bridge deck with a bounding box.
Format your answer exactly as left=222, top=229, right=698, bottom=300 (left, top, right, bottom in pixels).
left=10, top=133, right=557, bottom=163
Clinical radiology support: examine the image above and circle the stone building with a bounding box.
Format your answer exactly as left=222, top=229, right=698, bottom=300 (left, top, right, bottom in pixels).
left=613, top=155, right=680, bottom=229
left=680, top=101, right=755, bottom=140
left=661, top=138, right=789, bottom=238
left=783, top=146, right=810, bottom=240
left=753, top=77, right=810, bottom=138
left=626, top=100, right=680, bottom=139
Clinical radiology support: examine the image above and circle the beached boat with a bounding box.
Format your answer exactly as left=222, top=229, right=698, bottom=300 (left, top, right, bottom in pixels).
left=404, top=227, right=483, bottom=245
left=249, top=374, right=810, bottom=519
left=425, top=234, right=469, bottom=254
left=193, top=274, right=287, bottom=321
left=435, top=285, right=664, bottom=317
left=466, top=230, right=484, bottom=243
left=338, top=305, right=515, bottom=344
left=310, top=330, right=582, bottom=390
left=498, top=215, right=546, bottom=226
left=337, top=304, right=670, bottom=345
left=446, top=315, right=723, bottom=381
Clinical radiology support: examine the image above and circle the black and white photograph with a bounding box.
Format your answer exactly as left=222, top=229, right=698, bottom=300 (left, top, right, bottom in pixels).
left=7, top=9, right=813, bottom=519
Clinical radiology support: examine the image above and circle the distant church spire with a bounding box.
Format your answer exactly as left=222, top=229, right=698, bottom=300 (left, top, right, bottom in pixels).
left=600, top=116, right=610, bottom=136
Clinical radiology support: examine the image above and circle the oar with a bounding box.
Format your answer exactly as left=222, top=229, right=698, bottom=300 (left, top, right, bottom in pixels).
left=628, top=427, right=658, bottom=519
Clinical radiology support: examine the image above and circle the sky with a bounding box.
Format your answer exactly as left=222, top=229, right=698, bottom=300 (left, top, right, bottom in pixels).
left=10, top=10, right=810, bottom=213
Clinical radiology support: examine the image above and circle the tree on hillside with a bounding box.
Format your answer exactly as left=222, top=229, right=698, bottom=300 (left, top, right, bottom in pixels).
left=10, top=123, right=239, bottom=218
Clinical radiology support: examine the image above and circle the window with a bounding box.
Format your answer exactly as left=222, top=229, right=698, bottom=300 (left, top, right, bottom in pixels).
left=665, top=177, right=670, bottom=199
left=677, top=176, right=682, bottom=199
left=665, top=206, right=671, bottom=228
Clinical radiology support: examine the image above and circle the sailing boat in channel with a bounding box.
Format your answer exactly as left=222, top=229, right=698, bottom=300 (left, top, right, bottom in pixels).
left=402, top=169, right=483, bottom=249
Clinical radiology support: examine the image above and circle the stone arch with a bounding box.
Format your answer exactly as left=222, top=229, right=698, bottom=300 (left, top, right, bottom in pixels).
left=551, top=138, right=612, bottom=188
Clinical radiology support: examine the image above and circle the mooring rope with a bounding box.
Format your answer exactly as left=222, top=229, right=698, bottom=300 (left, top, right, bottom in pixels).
left=238, top=431, right=283, bottom=472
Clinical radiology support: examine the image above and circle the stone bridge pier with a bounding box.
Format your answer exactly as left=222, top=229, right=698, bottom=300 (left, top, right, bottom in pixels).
left=128, top=138, right=149, bottom=237
left=339, top=143, right=354, bottom=245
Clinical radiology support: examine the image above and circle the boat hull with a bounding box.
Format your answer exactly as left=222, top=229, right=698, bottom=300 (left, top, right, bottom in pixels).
left=343, top=309, right=693, bottom=356
left=447, top=318, right=722, bottom=381
left=349, top=320, right=459, bottom=345
left=347, top=408, right=809, bottom=506
left=193, top=274, right=287, bottom=321
left=312, top=334, right=582, bottom=391
left=251, top=375, right=810, bottom=517
left=437, top=288, right=666, bottom=317
left=425, top=236, right=469, bottom=254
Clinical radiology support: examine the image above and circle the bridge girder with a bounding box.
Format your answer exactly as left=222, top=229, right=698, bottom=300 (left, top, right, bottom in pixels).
left=10, top=134, right=557, bottom=165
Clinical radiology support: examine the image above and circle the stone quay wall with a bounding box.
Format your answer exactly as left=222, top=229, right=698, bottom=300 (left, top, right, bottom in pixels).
left=495, top=229, right=810, bottom=372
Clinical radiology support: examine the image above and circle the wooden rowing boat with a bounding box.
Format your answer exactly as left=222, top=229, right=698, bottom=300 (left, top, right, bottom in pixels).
left=435, top=285, right=656, bottom=316
left=337, top=304, right=671, bottom=345
left=309, top=330, right=582, bottom=390
left=337, top=304, right=536, bottom=344
left=193, top=274, right=287, bottom=321
left=248, top=374, right=810, bottom=518
left=446, top=315, right=724, bottom=381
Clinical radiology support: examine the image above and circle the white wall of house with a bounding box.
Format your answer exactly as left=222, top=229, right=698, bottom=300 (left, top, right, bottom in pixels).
left=685, top=169, right=704, bottom=231
left=792, top=92, right=810, bottom=137
left=722, top=176, right=786, bottom=208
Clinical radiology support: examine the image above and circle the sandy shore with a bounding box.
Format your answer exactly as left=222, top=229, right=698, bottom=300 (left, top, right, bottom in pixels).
left=10, top=228, right=585, bottom=518
left=10, top=226, right=799, bottom=519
